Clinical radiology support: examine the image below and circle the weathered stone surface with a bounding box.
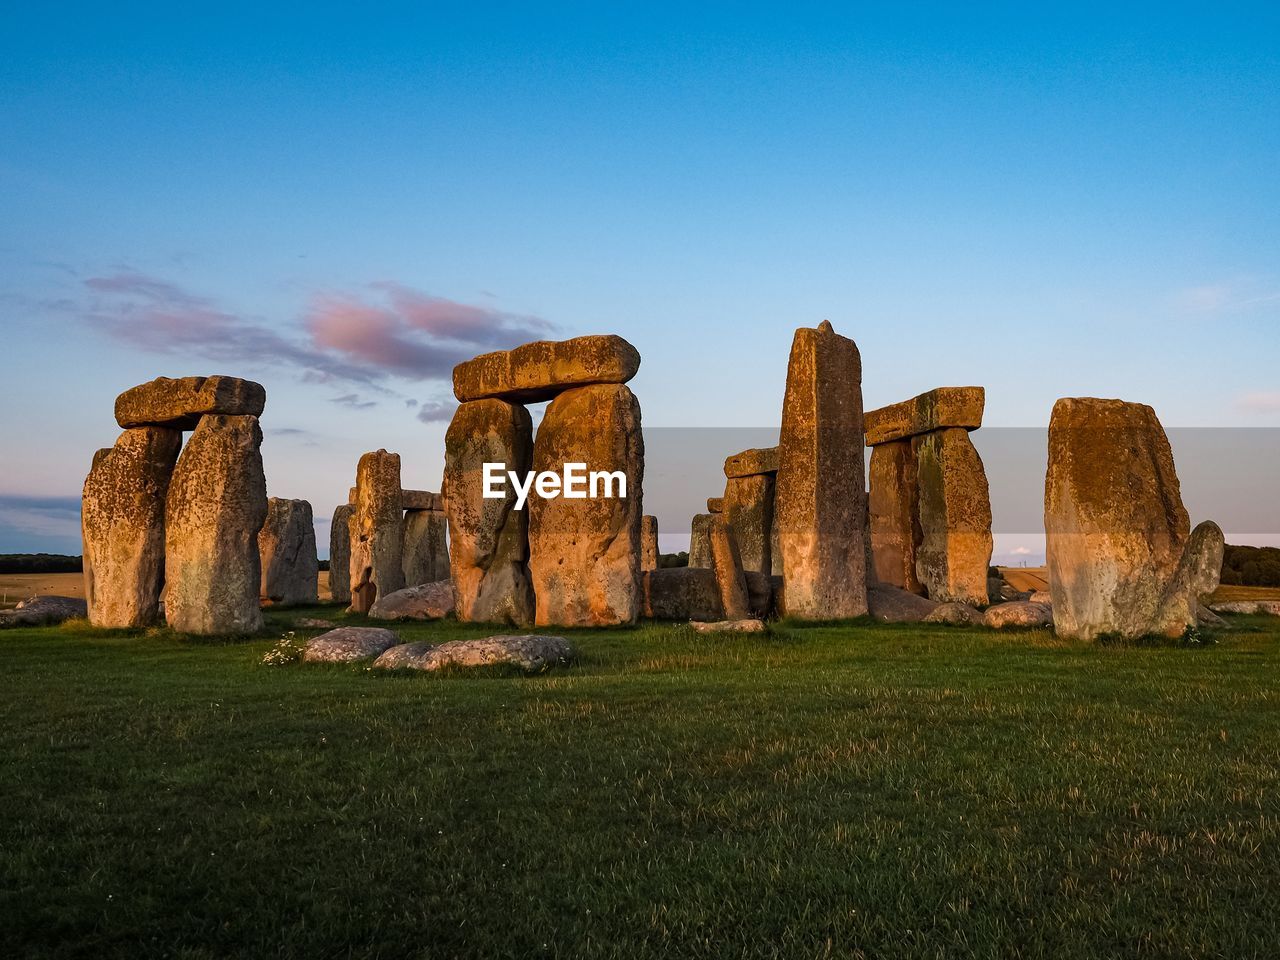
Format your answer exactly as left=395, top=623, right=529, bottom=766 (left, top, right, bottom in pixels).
left=724, top=474, right=774, bottom=576
left=529, top=384, right=643, bottom=626
left=867, top=583, right=940, bottom=623
left=770, top=512, right=783, bottom=576
left=1210, top=600, right=1280, bottom=616
left=295, top=617, right=337, bottom=629
left=445, top=400, right=535, bottom=625
left=453, top=335, right=640, bottom=404
left=328, top=505, right=353, bottom=605
left=0, top=595, right=88, bottom=629
left=707, top=497, right=724, bottom=513
left=258, top=498, right=318, bottom=606
left=81, top=426, right=181, bottom=627
left=745, top=571, right=776, bottom=619
left=924, top=601, right=985, bottom=626
left=984, top=601, right=1054, bottom=629
left=709, top=515, right=750, bottom=621
left=913, top=428, right=993, bottom=605
left=370, top=641, right=436, bottom=669
left=989, top=577, right=1031, bottom=603
left=775, top=321, right=868, bottom=619
left=1046, top=398, right=1224, bottom=640
left=1028, top=590, right=1052, bottom=605
left=348, top=487, right=442, bottom=511
left=115, top=376, right=266, bottom=429
left=303, top=626, right=400, bottom=663
left=689, top=513, right=714, bottom=568
left=724, top=446, right=779, bottom=478
left=864, top=387, right=984, bottom=447
left=1197, top=604, right=1227, bottom=627
left=348, top=450, right=404, bottom=613
left=641, top=515, right=659, bottom=571
left=368, top=580, right=455, bottom=621
left=402, top=509, right=450, bottom=586
left=690, top=618, right=767, bottom=634
left=164, top=415, right=267, bottom=635
left=642, top=567, right=723, bottom=621
left=374, top=635, right=574, bottom=673
left=867, top=440, right=922, bottom=594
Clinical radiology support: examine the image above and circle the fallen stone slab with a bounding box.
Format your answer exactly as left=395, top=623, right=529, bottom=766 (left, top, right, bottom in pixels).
left=924, top=601, right=985, bottom=626
left=1197, top=605, right=1228, bottom=627
left=690, top=618, right=767, bottom=634
left=0, top=595, right=88, bottom=629
left=294, top=618, right=337, bottom=629
left=371, top=641, right=436, bottom=669
left=864, top=386, right=985, bottom=447
left=984, top=601, right=1053, bottom=630
left=115, top=376, right=266, bottom=429
left=1028, top=590, right=1053, bottom=604
left=302, top=627, right=401, bottom=663
left=867, top=583, right=940, bottom=623
left=374, top=634, right=574, bottom=673
left=453, top=335, right=640, bottom=404
left=1209, top=600, right=1280, bottom=616
left=368, top=580, right=455, bottom=621
left=724, top=446, right=778, bottom=478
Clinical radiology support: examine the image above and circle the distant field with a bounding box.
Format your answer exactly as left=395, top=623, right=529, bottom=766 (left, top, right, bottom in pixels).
left=3, top=609, right=1280, bottom=957
left=998, top=566, right=1049, bottom=592
left=1, top=572, right=333, bottom=608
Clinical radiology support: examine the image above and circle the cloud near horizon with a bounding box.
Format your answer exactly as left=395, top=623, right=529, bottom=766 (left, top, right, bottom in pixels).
left=1238, top=391, right=1280, bottom=414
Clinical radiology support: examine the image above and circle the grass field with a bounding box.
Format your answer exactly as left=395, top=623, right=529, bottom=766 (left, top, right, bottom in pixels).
left=4, top=608, right=1280, bottom=959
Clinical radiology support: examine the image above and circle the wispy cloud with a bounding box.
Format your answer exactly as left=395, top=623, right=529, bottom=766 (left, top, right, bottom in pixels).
left=1238, top=391, right=1280, bottom=414
left=329, top=393, right=377, bottom=410
left=415, top=397, right=458, bottom=424
left=0, top=495, right=82, bottom=543
left=1173, top=280, right=1280, bottom=314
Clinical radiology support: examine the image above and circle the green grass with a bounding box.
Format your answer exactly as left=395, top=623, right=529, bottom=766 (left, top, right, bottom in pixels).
left=4, top=609, right=1280, bottom=959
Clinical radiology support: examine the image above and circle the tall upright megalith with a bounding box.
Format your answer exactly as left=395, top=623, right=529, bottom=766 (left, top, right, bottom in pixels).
left=444, top=400, right=535, bottom=625
left=1045, top=397, right=1224, bottom=640
left=913, top=428, right=993, bottom=604
left=402, top=503, right=450, bottom=586
left=529, top=383, right=644, bottom=626
left=348, top=450, right=404, bottom=613
left=641, top=515, right=659, bottom=571
left=164, top=415, right=268, bottom=634
left=722, top=446, right=778, bottom=576
left=258, top=497, right=319, bottom=606
left=81, top=426, right=182, bottom=627
left=328, top=504, right=353, bottom=605
left=867, top=440, right=920, bottom=592
left=774, top=321, right=868, bottom=619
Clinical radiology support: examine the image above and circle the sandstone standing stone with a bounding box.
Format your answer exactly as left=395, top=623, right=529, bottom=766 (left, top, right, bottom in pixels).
left=867, top=440, right=922, bottom=594
left=709, top=515, right=750, bottom=621
left=529, top=384, right=644, bottom=626
left=348, top=450, right=404, bottom=613
left=864, top=387, right=984, bottom=446
left=444, top=400, right=535, bottom=625
left=723, top=473, right=774, bottom=576
left=1045, top=397, right=1224, bottom=640
left=258, top=498, right=319, bottom=606
left=402, top=509, right=450, bottom=586
left=81, top=426, right=181, bottom=627
left=453, top=335, right=641, bottom=403
left=115, top=376, right=266, bottom=429
left=164, top=415, right=268, bottom=634
left=913, top=428, right=993, bottom=605
left=368, top=580, right=455, bottom=621
left=642, top=567, right=724, bottom=621
left=775, top=321, right=868, bottom=619
left=689, top=513, right=714, bottom=568
left=328, top=504, right=353, bottom=605
left=707, top=497, right=724, bottom=514
left=641, top=515, right=659, bottom=571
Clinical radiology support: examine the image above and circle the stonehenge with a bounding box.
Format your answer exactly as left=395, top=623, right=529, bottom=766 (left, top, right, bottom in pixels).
left=258, top=497, right=319, bottom=606
left=347, top=450, right=405, bottom=614
left=328, top=504, right=353, bottom=605
left=641, top=515, right=659, bottom=571
left=721, top=448, right=777, bottom=576
left=452, top=334, right=641, bottom=403
left=775, top=321, right=869, bottom=620
left=688, top=513, right=714, bottom=568
left=1045, top=398, right=1223, bottom=640
left=115, top=376, right=266, bottom=430
left=402, top=507, right=450, bottom=586
left=865, top=387, right=992, bottom=605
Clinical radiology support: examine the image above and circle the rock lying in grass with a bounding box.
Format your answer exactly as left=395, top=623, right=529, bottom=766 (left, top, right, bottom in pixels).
left=690, top=618, right=767, bottom=634
left=924, top=601, right=985, bottom=626
left=1029, top=590, right=1053, bottom=604
left=295, top=617, right=337, bottom=629
left=866, top=583, right=939, bottom=623
left=303, top=627, right=401, bottom=663
left=0, top=595, right=88, bottom=628
left=984, top=601, right=1053, bottom=629
left=368, top=580, right=455, bottom=621
left=1197, top=605, right=1228, bottom=627
left=1209, top=600, right=1280, bottom=616
left=373, top=634, right=573, bottom=673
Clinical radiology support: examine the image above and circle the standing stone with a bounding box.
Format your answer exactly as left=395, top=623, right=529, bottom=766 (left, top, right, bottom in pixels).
left=641, top=515, right=659, bottom=571
left=328, top=504, right=353, bottom=605
left=402, top=508, right=450, bottom=586
left=81, top=427, right=182, bottom=627
left=770, top=511, right=783, bottom=577
left=775, top=321, right=868, bottom=619
left=164, top=415, right=267, bottom=634
left=709, top=515, right=750, bottom=621
left=1046, top=397, right=1224, bottom=640
left=258, top=498, right=319, bottom=606
left=529, top=383, right=644, bottom=626
left=444, top=400, right=535, bottom=625
left=723, top=474, right=774, bottom=576
left=348, top=450, right=404, bottom=613
left=115, top=375, right=266, bottom=429
left=912, top=428, right=992, bottom=605
left=867, top=441, right=921, bottom=592
left=689, top=513, right=714, bottom=568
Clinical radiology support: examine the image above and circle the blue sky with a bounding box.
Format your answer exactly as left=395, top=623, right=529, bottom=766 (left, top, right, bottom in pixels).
left=2, top=3, right=1277, bottom=558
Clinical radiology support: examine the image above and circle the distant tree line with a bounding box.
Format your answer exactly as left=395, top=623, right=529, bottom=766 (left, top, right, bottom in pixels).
left=0, top=554, right=83, bottom=574
left=1221, top=545, right=1280, bottom=587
